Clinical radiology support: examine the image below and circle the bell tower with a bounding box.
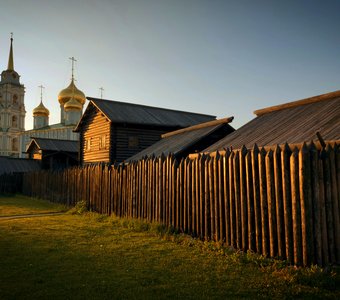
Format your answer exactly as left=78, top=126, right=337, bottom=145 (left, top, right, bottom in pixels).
left=0, top=34, right=26, bottom=157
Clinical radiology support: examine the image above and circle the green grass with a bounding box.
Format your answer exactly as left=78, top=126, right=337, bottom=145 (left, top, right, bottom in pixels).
left=0, top=195, right=339, bottom=299
left=0, top=195, right=67, bottom=216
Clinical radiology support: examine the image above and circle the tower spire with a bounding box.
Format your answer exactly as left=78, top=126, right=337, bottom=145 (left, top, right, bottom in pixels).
left=7, top=33, right=14, bottom=71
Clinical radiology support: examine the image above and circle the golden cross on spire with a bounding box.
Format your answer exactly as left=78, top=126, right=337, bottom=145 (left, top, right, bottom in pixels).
left=69, top=56, right=77, bottom=81
left=38, top=85, right=45, bottom=103
left=99, top=87, right=104, bottom=99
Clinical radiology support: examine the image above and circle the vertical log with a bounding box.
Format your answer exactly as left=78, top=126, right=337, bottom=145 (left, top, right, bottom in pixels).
left=324, top=145, right=336, bottom=264
left=245, top=150, right=255, bottom=251
left=274, top=145, right=285, bottom=259
left=319, top=149, right=329, bottom=265
left=266, top=149, right=277, bottom=258
left=282, top=143, right=293, bottom=264
left=240, top=146, right=248, bottom=250
left=191, top=157, right=196, bottom=235
left=178, top=158, right=184, bottom=232
left=259, top=147, right=269, bottom=257
left=299, top=143, right=313, bottom=266
left=195, top=157, right=201, bottom=237
left=329, top=145, right=340, bottom=264
left=204, top=156, right=211, bottom=240
left=213, top=151, right=220, bottom=241
left=229, top=151, right=236, bottom=248
left=291, top=148, right=302, bottom=266
left=251, top=144, right=262, bottom=253
left=217, top=153, right=225, bottom=242
left=310, top=142, right=322, bottom=265
left=233, top=150, right=241, bottom=249
left=208, top=156, right=215, bottom=240
left=223, top=150, right=231, bottom=247
left=199, top=155, right=206, bottom=239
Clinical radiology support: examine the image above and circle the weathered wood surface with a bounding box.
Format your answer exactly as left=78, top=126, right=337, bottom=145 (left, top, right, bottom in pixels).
left=15, top=142, right=340, bottom=267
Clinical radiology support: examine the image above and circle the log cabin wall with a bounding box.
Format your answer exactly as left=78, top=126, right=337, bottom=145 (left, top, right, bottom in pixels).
left=113, top=125, right=178, bottom=163
left=81, top=105, right=111, bottom=164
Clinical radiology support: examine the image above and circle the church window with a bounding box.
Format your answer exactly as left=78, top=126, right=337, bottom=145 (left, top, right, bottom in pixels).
left=13, top=94, right=18, bottom=105
left=12, top=138, right=18, bottom=151
left=12, top=115, right=18, bottom=127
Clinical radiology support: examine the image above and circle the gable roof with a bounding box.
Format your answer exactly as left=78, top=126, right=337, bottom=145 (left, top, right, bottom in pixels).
left=75, top=97, right=216, bottom=131
left=205, top=90, right=340, bottom=152
left=126, top=117, right=235, bottom=161
left=0, top=156, right=40, bottom=175
left=26, top=138, right=78, bottom=153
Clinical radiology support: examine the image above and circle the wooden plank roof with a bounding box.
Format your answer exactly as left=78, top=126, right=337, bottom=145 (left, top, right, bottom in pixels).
left=126, top=117, right=234, bottom=161
left=205, top=90, right=340, bottom=152
left=0, top=156, right=40, bottom=175
left=26, top=138, right=78, bottom=153
left=75, top=98, right=216, bottom=131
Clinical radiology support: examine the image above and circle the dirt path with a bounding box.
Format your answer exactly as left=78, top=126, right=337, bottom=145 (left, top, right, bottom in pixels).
left=0, top=212, right=65, bottom=220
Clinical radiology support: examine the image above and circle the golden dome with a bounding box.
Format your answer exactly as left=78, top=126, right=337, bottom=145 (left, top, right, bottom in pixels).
left=64, top=96, right=83, bottom=111
left=33, top=101, right=49, bottom=116
left=58, top=79, right=86, bottom=105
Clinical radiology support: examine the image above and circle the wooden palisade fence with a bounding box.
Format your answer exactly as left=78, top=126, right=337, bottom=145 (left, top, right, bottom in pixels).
left=18, top=142, right=340, bottom=267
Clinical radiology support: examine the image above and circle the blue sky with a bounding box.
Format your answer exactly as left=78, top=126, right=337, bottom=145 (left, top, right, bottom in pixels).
left=1, top=0, right=339, bottom=129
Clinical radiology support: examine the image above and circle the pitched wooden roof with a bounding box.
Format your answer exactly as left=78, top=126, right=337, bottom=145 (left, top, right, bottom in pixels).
left=126, top=117, right=234, bottom=161
left=0, top=156, right=40, bottom=175
left=75, top=98, right=216, bottom=131
left=26, top=138, right=78, bottom=153
left=205, top=90, right=340, bottom=152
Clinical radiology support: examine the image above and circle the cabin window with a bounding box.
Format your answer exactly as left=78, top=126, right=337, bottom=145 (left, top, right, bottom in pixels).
left=128, top=136, right=139, bottom=148
left=85, top=137, right=92, bottom=152
left=99, top=135, right=107, bottom=150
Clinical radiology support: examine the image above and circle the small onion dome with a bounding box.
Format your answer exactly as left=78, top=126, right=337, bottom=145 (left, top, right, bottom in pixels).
left=58, top=79, right=86, bottom=105
left=33, top=101, right=49, bottom=116
left=64, top=97, right=83, bottom=111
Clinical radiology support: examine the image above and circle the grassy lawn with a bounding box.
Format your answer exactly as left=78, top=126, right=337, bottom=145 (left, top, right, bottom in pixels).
left=0, top=195, right=67, bottom=216
left=0, top=195, right=339, bottom=299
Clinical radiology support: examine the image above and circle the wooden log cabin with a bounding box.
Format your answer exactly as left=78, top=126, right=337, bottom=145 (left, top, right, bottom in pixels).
left=74, top=98, right=216, bottom=164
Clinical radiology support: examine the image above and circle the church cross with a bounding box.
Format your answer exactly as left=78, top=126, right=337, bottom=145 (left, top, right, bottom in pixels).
left=38, top=85, right=45, bottom=103
left=69, top=56, right=77, bottom=81
left=99, top=87, right=104, bottom=99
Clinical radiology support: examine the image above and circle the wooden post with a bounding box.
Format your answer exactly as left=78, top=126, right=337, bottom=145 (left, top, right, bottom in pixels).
left=199, top=155, right=206, bottom=239
left=233, top=150, right=241, bottom=249
left=245, top=150, right=255, bottom=252
left=259, top=148, right=269, bottom=257
left=229, top=151, right=236, bottom=248
left=281, top=143, right=293, bottom=264
left=240, top=146, right=248, bottom=250
left=299, top=143, right=313, bottom=266
left=204, top=156, right=211, bottom=240
left=324, top=145, right=336, bottom=264
left=252, top=144, right=262, bottom=253
left=274, top=145, right=285, bottom=259
left=319, top=149, right=329, bottom=265
left=291, top=148, right=302, bottom=266
left=223, top=150, right=231, bottom=247
left=310, top=142, right=322, bottom=265
left=209, top=156, right=215, bottom=240
left=266, top=149, right=277, bottom=258
left=329, top=145, right=340, bottom=264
